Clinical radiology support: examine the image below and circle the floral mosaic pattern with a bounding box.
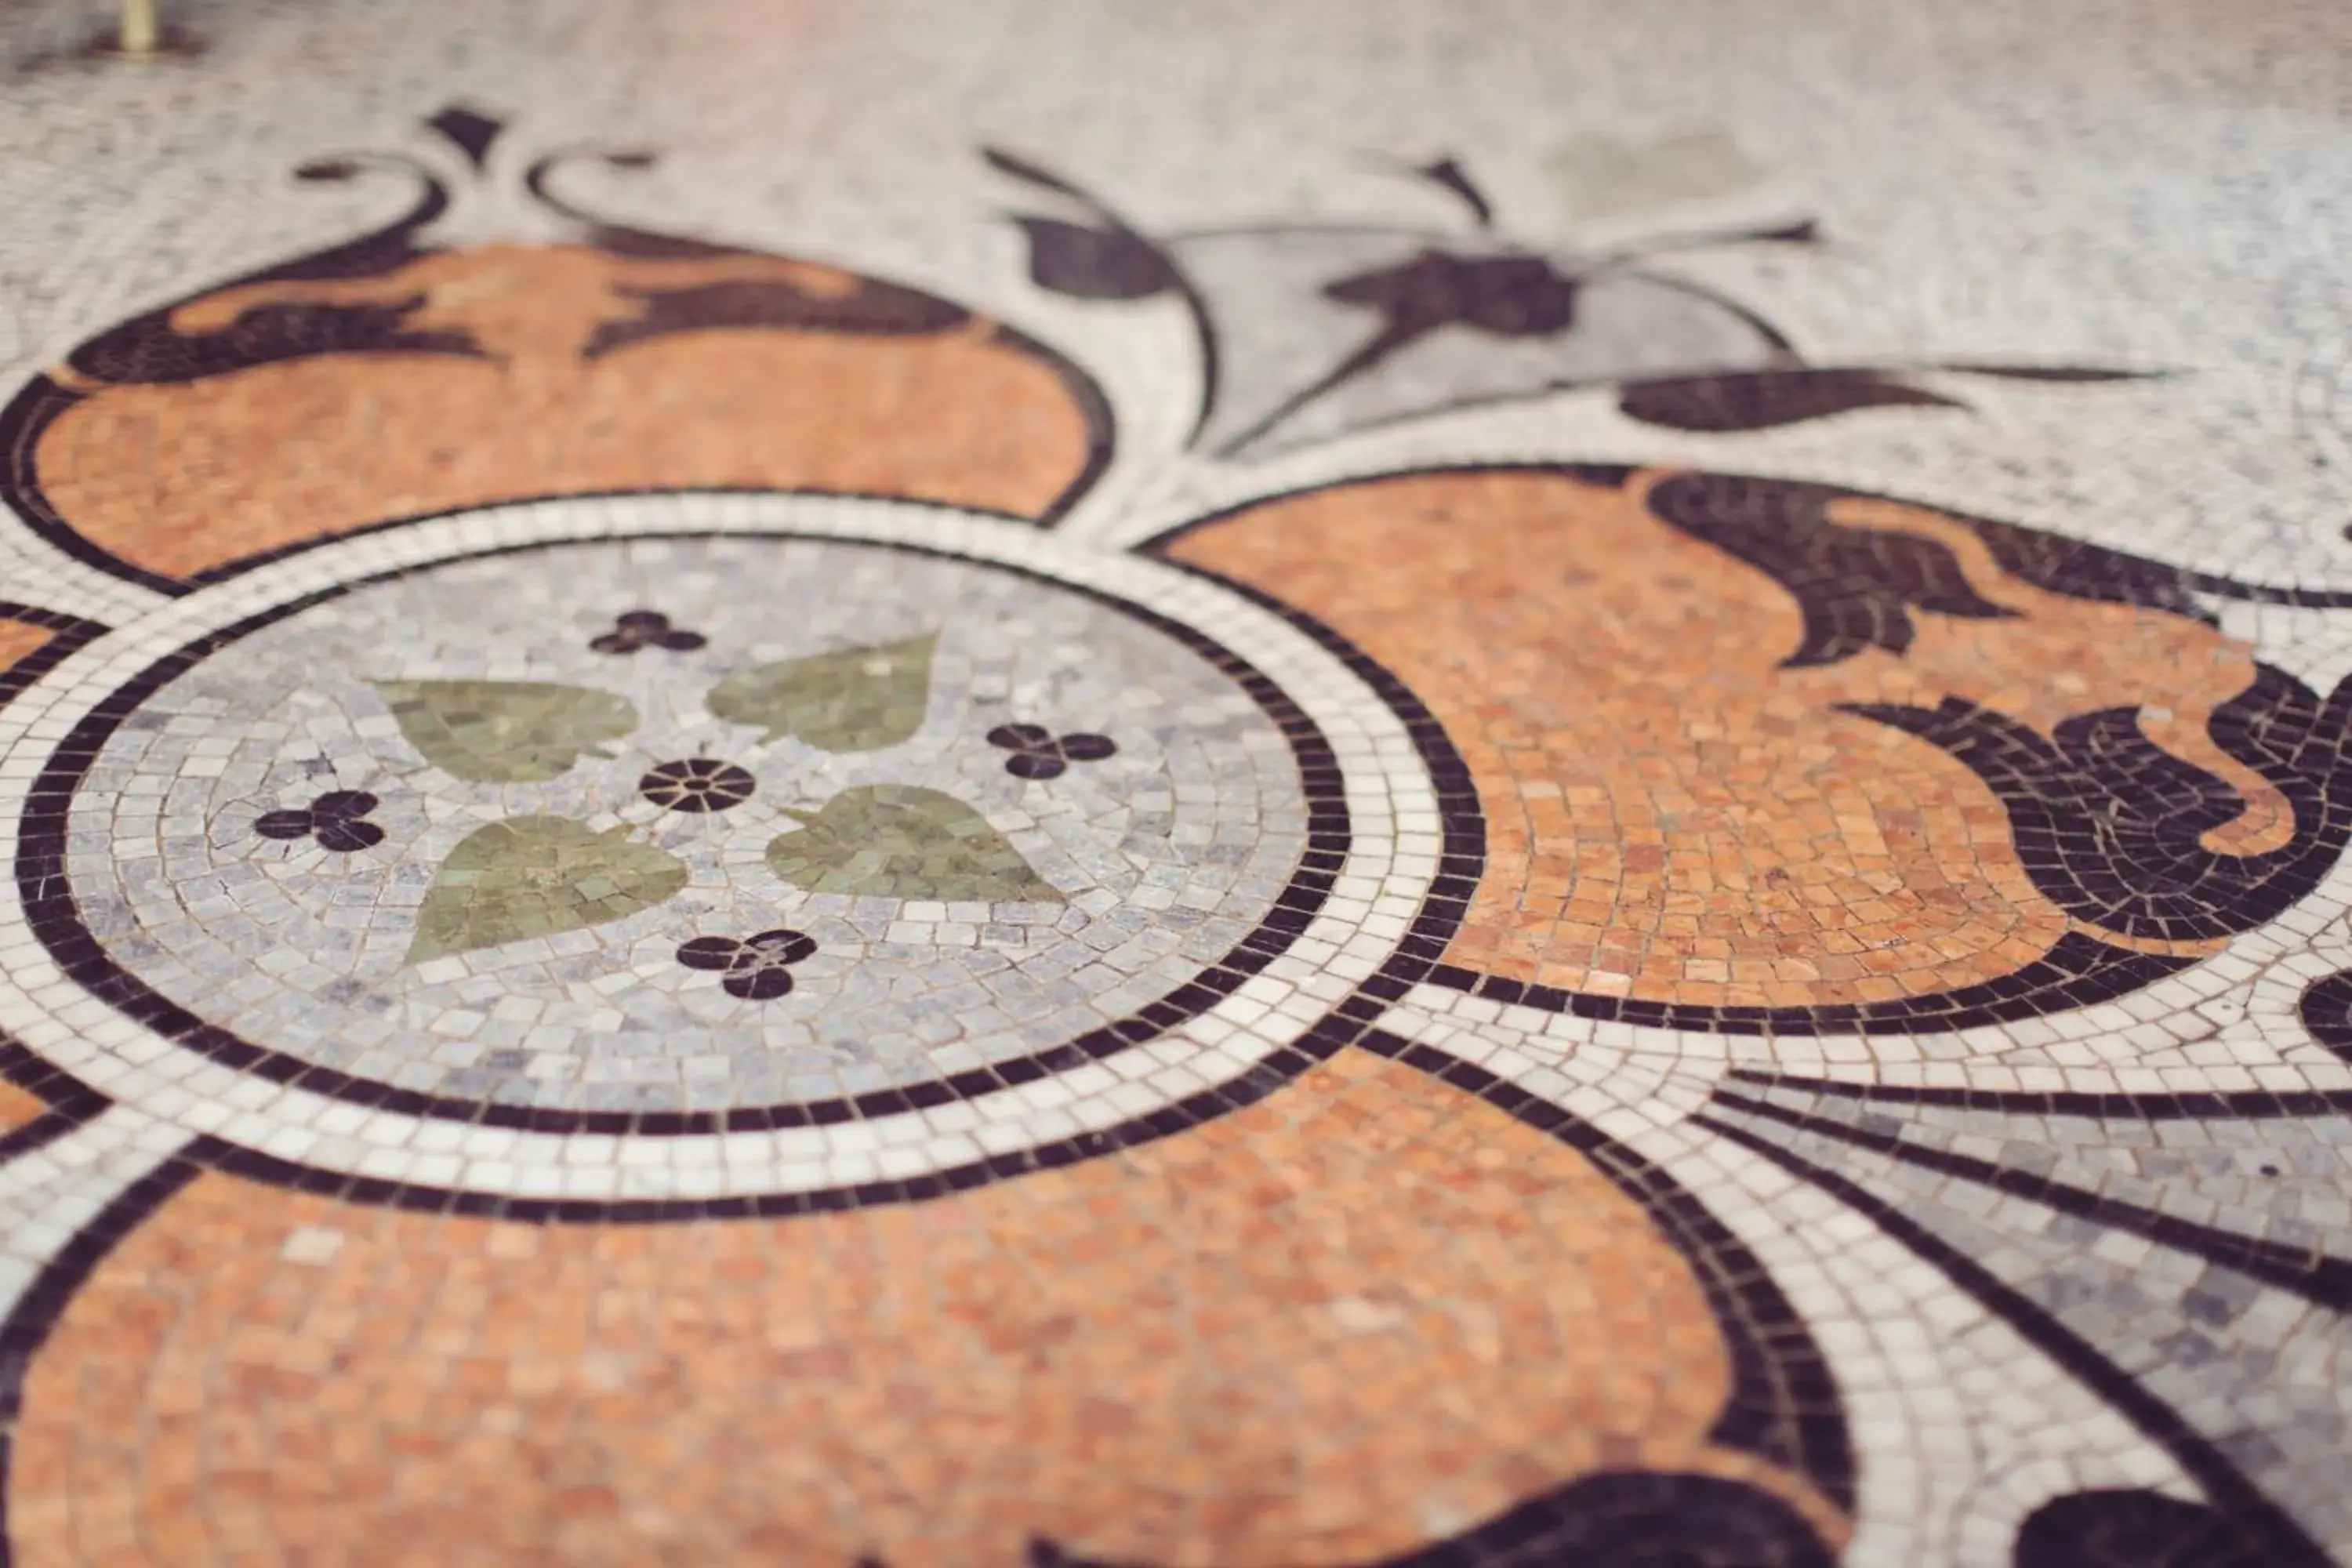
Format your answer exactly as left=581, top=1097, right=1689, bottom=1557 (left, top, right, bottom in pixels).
left=0, top=26, right=2349, bottom=1564
left=55, top=532, right=1310, bottom=1116
left=252, top=789, right=386, bottom=853
left=675, top=927, right=819, bottom=1000
left=988, top=722, right=1119, bottom=779
left=354, top=619, right=1102, bottom=966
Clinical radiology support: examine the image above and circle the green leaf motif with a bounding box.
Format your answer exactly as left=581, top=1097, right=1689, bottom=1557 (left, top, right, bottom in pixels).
left=707, top=634, right=936, bottom=752
left=765, top=786, right=1062, bottom=903
left=372, top=681, right=639, bottom=783
left=407, top=816, right=689, bottom=964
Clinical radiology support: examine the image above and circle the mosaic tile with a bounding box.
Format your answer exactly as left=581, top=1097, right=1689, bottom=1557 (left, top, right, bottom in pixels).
left=1, top=2, right=2350, bottom=1562
left=9, top=1058, right=1844, bottom=1566
left=708, top=633, right=939, bottom=753
left=52, top=532, right=1323, bottom=1118
left=373, top=679, right=644, bottom=784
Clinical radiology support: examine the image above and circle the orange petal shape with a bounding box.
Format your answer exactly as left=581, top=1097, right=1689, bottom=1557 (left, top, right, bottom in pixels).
left=14, top=244, right=1105, bottom=586
left=8, top=1053, right=1837, bottom=1566
left=1167, top=466, right=2259, bottom=1011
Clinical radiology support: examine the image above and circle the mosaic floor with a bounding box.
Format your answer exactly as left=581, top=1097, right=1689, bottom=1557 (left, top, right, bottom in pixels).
left=2, top=1, right=2350, bottom=1563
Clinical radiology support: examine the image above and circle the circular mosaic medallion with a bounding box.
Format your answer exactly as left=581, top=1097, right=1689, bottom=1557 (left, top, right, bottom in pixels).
left=4, top=495, right=1437, bottom=1203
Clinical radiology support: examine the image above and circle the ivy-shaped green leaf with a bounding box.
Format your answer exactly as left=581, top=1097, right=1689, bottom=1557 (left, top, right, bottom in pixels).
left=707, top=634, right=935, bottom=752
left=765, top=785, right=1062, bottom=902
left=372, top=681, right=638, bottom=783
left=407, top=816, right=688, bottom=964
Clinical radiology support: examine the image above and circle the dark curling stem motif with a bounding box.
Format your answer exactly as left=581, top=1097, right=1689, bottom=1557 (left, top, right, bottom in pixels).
left=1642, top=474, right=2352, bottom=949
left=254, top=790, right=385, bottom=853
left=1646, top=472, right=2016, bottom=668
left=1845, top=665, right=2352, bottom=944
left=2295, top=968, right=2352, bottom=1065
left=1645, top=470, right=2228, bottom=644
left=987, top=724, right=1117, bottom=780
left=677, top=929, right=818, bottom=1000
left=60, top=153, right=476, bottom=389
left=583, top=274, right=968, bottom=359
left=984, top=147, right=1182, bottom=304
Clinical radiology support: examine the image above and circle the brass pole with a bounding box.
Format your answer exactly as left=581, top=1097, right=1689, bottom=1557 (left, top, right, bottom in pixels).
left=118, top=0, right=159, bottom=54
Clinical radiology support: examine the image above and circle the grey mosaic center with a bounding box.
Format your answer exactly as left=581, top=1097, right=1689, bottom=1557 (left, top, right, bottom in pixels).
left=67, top=535, right=1308, bottom=1112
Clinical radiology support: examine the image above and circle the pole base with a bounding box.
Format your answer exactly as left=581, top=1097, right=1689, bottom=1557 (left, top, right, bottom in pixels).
left=82, top=27, right=202, bottom=61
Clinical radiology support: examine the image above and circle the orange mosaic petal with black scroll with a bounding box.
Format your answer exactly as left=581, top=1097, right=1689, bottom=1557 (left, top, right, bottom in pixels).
left=1168, top=467, right=2270, bottom=1011
left=9, top=1054, right=1841, bottom=1567
left=25, top=244, right=1101, bottom=583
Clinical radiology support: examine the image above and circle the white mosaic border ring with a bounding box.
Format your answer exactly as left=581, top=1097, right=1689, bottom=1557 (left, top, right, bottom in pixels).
left=0, top=492, right=1441, bottom=1206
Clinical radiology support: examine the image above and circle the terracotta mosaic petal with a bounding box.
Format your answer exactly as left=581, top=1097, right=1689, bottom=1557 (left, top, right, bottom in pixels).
left=4, top=1055, right=1842, bottom=1566
left=1165, top=466, right=2266, bottom=1011
left=9, top=243, right=1109, bottom=586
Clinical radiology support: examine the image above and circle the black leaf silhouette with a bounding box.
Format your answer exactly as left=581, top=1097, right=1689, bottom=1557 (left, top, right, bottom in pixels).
left=1014, top=218, right=1178, bottom=301
left=425, top=106, right=505, bottom=169
left=1216, top=249, right=1581, bottom=454
left=1646, top=472, right=2014, bottom=667
left=67, top=298, right=482, bottom=387
left=1324, top=250, right=1579, bottom=339
left=1746, top=217, right=1820, bottom=246
left=1937, top=363, right=2164, bottom=383
left=1619, top=369, right=1965, bottom=432
left=1413, top=157, right=1494, bottom=227
left=982, top=147, right=1094, bottom=201
left=2016, top=1488, right=2332, bottom=1568
left=1843, top=666, right=2352, bottom=944
left=585, top=276, right=966, bottom=358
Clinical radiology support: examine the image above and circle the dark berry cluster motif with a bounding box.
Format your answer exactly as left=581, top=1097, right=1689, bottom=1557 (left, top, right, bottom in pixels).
left=640, top=758, right=757, bottom=813
left=590, top=609, right=706, bottom=655
left=986, top=724, right=1117, bottom=780
left=255, top=791, right=385, bottom=852
left=677, top=929, right=818, bottom=1000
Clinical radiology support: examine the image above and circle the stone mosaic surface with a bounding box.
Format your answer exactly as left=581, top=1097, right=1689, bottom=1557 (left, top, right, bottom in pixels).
left=65, top=536, right=1303, bottom=1113
left=0, top=0, right=2349, bottom=1563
